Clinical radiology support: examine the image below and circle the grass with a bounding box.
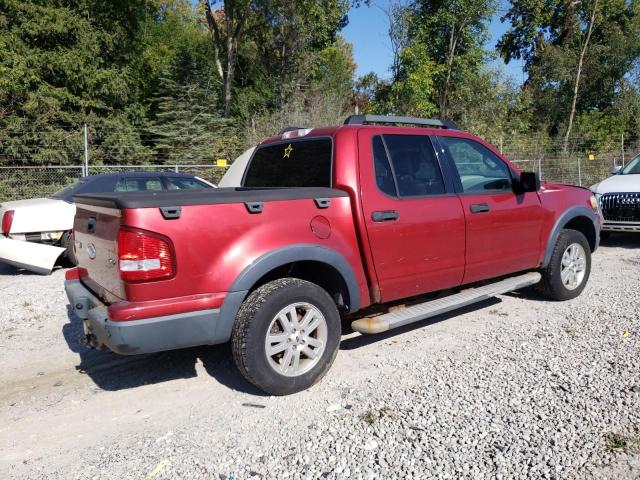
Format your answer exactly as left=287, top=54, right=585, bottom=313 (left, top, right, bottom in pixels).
left=360, top=410, right=377, bottom=426
left=606, top=432, right=640, bottom=452
left=360, top=406, right=393, bottom=426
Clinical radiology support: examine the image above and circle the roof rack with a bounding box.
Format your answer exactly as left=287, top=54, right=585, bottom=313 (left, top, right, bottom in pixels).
left=343, top=114, right=459, bottom=130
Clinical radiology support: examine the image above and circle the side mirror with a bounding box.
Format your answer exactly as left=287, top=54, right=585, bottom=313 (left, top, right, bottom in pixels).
left=610, top=166, right=623, bottom=175
left=515, top=171, right=540, bottom=193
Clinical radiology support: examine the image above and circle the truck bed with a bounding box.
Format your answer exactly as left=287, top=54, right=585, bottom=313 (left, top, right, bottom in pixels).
left=72, top=186, right=368, bottom=314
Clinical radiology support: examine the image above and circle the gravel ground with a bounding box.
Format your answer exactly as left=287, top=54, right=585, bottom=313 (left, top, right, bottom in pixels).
left=0, top=235, right=639, bottom=479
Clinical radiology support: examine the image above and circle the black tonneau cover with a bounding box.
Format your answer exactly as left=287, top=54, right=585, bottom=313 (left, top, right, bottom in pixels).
left=73, top=187, right=348, bottom=209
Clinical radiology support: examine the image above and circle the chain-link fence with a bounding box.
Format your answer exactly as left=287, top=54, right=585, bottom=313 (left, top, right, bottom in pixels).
left=497, top=136, right=634, bottom=188
left=0, top=124, right=637, bottom=201
left=0, top=165, right=228, bottom=201
left=0, top=123, right=235, bottom=201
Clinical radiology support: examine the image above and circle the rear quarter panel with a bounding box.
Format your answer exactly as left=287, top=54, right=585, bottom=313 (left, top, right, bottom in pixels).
left=119, top=196, right=370, bottom=306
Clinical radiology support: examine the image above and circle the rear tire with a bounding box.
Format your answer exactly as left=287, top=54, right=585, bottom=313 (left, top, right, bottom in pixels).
left=231, top=278, right=341, bottom=395
left=538, top=229, right=591, bottom=301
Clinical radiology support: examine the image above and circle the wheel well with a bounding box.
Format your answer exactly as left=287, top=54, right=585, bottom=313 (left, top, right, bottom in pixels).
left=564, top=216, right=596, bottom=251
left=249, top=261, right=351, bottom=312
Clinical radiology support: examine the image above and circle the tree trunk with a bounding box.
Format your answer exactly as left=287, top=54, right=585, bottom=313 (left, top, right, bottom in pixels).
left=440, top=21, right=465, bottom=119
left=203, top=1, right=224, bottom=81
left=563, top=0, right=598, bottom=152
left=223, top=34, right=237, bottom=117
left=202, top=0, right=245, bottom=117
left=439, top=27, right=457, bottom=118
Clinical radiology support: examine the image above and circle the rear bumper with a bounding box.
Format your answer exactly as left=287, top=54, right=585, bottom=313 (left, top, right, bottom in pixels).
left=64, top=279, right=226, bottom=355
left=603, top=221, right=640, bottom=232
left=0, top=236, right=64, bottom=274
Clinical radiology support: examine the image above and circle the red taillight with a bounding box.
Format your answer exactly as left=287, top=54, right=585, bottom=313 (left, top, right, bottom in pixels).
left=65, top=267, right=87, bottom=281
left=2, top=210, right=14, bottom=235
left=117, top=228, right=175, bottom=282
left=65, top=267, right=81, bottom=281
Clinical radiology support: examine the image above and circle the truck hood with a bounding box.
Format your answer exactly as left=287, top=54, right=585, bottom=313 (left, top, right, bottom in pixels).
left=0, top=197, right=76, bottom=233
left=590, top=175, right=640, bottom=195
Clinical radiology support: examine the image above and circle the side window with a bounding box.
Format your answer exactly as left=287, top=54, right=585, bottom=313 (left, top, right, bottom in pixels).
left=438, top=137, right=512, bottom=193
left=114, top=177, right=163, bottom=192
left=145, top=179, right=163, bottom=191
left=166, top=177, right=209, bottom=190
left=375, top=135, right=445, bottom=197
left=372, top=136, right=397, bottom=196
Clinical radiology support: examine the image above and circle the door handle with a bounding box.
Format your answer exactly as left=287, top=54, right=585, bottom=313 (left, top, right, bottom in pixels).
left=371, top=210, right=399, bottom=222
left=470, top=203, right=491, bottom=214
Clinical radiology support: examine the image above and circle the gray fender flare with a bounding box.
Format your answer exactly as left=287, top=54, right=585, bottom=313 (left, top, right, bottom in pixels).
left=542, top=206, right=599, bottom=268
left=215, top=244, right=361, bottom=342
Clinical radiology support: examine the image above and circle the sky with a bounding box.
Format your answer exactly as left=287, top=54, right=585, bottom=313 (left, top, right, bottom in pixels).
left=342, top=1, right=527, bottom=83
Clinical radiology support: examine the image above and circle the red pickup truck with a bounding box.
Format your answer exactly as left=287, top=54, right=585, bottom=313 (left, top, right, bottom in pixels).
left=65, top=115, right=602, bottom=395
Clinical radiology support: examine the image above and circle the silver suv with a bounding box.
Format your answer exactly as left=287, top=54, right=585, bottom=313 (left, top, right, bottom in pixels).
left=591, top=155, right=640, bottom=233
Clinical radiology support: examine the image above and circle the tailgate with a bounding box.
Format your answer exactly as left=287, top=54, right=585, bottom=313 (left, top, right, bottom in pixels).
left=74, top=203, right=124, bottom=302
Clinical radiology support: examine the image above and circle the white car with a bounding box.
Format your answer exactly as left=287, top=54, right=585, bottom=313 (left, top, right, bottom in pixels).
left=0, top=172, right=214, bottom=274
left=590, top=154, right=640, bottom=233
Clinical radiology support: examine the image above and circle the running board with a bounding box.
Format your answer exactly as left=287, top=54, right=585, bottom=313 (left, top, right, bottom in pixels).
left=351, top=272, right=542, bottom=334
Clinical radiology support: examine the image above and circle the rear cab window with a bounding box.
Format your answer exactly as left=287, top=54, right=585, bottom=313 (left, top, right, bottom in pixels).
left=243, top=139, right=332, bottom=188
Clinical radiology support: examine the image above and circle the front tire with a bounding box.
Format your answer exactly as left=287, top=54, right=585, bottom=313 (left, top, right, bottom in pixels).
left=538, top=229, right=591, bottom=301
left=231, top=278, right=341, bottom=395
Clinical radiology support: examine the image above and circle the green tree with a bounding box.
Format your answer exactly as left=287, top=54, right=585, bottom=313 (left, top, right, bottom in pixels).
left=402, top=0, right=496, bottom=118
left=498, top=0, right=640, bottom=141
left=244, top=36, right=357, bottom=144
left=147, top=55, right=241, bottom=167
left=0, top=0, right=148, bottom=163
left=201, top=0, right=350, bottom=117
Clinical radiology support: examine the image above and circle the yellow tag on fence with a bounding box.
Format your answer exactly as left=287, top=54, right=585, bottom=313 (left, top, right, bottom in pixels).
left=588, top=154, right=595, bottom=161
left=216, top=159, right=228, bottom=167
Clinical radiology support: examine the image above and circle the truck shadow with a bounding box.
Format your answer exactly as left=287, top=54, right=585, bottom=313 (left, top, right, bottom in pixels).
left=0, top=262, right=61, bottom=276
left=62, top=306, right=267, bottom=396
left=599, top=232, right=640, bottom=249
left=340, top=297, right=502, bottom=350
left=63, top=297, right=504, bottom=394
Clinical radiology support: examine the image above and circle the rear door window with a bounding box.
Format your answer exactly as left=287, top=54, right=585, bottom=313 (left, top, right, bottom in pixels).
left=114, top=177, right=163, bottom=192
left=165, top=177, right=210, bottom=190
left=373, top=134, right=446, bottom=197
left=243, top=139, right=332, bottom=188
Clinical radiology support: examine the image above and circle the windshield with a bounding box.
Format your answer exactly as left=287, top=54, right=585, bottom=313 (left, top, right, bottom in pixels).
left=49, top=180, right=86, bottom=202
left=621, top=155, right=640, bottom=174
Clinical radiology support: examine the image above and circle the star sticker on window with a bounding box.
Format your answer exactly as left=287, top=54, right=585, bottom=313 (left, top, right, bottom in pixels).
left=283, top=143, right=293, bottom=158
